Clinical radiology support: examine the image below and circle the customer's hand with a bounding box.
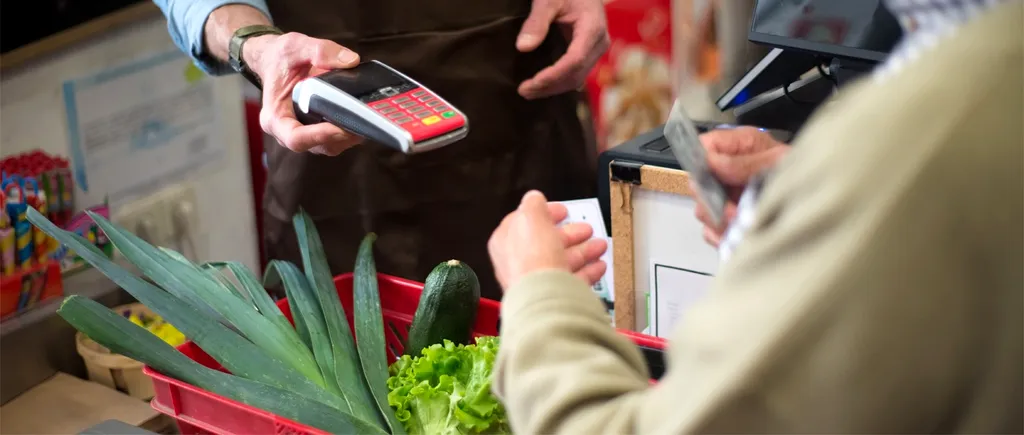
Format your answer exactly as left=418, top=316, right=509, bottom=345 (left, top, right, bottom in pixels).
left=244, top=33, right=364, bottom=156
left=517, top=0, right=610, bottom=100
left=695, top=127, right=788, bottom=246
left=489, top=191, right=608, bottom=291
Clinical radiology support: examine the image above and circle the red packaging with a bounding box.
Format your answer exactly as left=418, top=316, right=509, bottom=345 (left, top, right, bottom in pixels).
left=0, top=262, right=63, bottom=319
left=586, top=0, right=675, bottom=152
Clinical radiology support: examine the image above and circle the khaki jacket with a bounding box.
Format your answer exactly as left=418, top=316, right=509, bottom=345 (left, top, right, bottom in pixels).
left=493, top=2, right=1023, bottom=433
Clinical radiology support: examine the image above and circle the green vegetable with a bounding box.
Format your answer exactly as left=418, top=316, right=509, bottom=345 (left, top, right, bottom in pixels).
left=387, top=337, right=508, bottom=434
left=199, top=262, right=247, bottom=300
left=34, top=204, right=505, bottom=434
left=263, top=259, right=360, bottom=415
left=223, top=261, right=294, bottom=335
left=87, top=211, right=325, bottom=388
left=263, top=260, right=313, bottom=352
left=405, top=260, right=481, bottom=357
left=26, top=208, right=337, bottom=406
left=294, top=211, right=381, bottom=425
left=58, top=295, right=386, bottom=435
left=354, top=234, right=406, bottom=434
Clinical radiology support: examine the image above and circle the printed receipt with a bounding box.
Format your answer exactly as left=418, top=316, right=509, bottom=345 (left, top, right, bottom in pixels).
left=647, top=260, right=713, bottom=338
left=552, top=199, right=615, bottom=321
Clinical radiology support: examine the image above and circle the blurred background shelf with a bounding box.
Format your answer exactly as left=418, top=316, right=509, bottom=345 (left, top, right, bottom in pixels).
left=0, top=2, right=160, bottom=72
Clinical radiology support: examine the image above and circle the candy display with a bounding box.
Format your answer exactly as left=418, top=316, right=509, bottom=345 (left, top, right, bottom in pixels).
left=1, top=150, right=113, bottom=279
left=60, top=204, right=115, bottom=271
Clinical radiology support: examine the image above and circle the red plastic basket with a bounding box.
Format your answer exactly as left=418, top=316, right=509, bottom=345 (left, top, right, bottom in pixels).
left=143, top=273, right=665, bottom=435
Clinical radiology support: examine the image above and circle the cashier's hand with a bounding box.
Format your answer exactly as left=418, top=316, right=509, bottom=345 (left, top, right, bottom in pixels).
left=517, top=0, right=610, bottom=99
left=695, top=127, right=789, bottom=247
left=489, top=191, right=608, bottom=291
left=245, top=33, right=365, bottom=156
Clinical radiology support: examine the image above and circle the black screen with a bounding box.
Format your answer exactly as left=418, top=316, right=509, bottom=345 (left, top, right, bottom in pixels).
left=749, top=0, right=902, bottom=62
left=317, top=62, right=411, bottom=100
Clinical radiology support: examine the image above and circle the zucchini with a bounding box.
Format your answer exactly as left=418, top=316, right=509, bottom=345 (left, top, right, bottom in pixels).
left=353, top=234, right=406, bottom=434
left=405, top=259, right=481, bottom=357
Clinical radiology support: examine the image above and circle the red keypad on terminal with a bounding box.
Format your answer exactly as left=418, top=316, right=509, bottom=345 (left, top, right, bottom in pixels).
left=367, top=88, right=466, bottom=143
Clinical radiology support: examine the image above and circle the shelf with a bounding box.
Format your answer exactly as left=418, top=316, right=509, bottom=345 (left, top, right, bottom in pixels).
left=0, top=2, right=160, bottom=73
left=1, top=266, right=125, bottom=337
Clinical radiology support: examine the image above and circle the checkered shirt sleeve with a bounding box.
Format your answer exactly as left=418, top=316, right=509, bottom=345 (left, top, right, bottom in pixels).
left=715, top=0, right=1004, bottom=266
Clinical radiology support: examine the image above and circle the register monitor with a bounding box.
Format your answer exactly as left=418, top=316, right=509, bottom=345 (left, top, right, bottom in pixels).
left=717, top=0, right=904, bottom=111
left=748, top=0, right=903, bottom=63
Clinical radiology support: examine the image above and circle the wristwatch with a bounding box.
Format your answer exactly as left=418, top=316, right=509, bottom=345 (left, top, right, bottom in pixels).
left=229, top=25, right=284, bottom=89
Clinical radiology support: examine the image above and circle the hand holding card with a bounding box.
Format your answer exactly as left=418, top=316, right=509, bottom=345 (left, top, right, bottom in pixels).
left=663, top=100, right=728, bottom=227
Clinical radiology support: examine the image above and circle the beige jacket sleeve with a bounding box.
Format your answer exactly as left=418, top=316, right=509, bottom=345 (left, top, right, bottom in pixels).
left=492, top=3, right=1022, bottom=434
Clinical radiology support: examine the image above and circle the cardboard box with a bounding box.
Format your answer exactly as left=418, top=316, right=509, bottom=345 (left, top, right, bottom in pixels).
left=0, top=372, right=172, bottom=434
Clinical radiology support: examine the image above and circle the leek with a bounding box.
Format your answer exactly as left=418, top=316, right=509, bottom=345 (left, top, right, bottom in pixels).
left=294, top=211, right=383, bottom=426
left=58, top=295, right=386, bottom=435
left=25, top=208, right=341, bottom=407
left=87, top=211, right=325, bottom=388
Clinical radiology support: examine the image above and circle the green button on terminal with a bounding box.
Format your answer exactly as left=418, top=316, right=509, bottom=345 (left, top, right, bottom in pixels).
left=441, top=111, right=456, bottom=118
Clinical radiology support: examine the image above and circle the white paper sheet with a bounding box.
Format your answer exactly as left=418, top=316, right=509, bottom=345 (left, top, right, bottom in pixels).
left=62, top=49, right=225, bottom=209
left=648, top=259, right=713, bottom=338
left=553, top=198, right=615, bottom=319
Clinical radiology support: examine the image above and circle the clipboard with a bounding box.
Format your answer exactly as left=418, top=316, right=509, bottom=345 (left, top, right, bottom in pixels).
left=608, top=159, right=720, bottom=333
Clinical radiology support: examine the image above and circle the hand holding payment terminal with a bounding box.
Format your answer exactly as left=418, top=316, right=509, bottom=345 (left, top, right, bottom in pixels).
left=292, top=61, right=469, bottom=154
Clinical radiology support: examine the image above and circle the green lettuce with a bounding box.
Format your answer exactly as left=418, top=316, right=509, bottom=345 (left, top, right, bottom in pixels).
left=387, top=336, right=510, bottom=434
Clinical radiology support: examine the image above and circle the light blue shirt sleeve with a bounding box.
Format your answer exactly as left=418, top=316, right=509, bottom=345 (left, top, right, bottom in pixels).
left=152, top=0, right=273, bottom=75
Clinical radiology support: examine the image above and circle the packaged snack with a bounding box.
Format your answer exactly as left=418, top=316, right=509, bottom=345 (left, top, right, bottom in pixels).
left=586, top=0, right=675, bottom=152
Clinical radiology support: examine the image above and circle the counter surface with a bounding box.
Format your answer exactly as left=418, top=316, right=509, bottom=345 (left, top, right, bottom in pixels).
left=1, top=268, right=132, bottom=405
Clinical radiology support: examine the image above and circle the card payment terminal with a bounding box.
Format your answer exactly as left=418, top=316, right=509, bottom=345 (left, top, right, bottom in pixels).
left=292, top=60, right=469, bottom=154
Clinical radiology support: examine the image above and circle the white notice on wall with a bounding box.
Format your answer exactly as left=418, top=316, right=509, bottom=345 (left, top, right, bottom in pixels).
left=62, top=49, right=224, bottom=208
left=552, top=198, right=615, bottom=319
left=648, top=259, right=713, bottom=338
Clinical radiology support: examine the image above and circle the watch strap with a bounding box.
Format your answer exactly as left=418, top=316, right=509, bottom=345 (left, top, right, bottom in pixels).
left=229, top=25, right=283, bottom=89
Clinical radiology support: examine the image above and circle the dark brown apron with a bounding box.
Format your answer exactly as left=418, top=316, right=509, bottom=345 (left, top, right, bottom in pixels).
left=261, top=0, right=596, bottom=300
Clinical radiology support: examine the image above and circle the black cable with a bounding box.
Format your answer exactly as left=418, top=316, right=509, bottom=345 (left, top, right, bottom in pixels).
left=783, top=81, right=816, bottom=106
left=817, top=63, right=839, bottom=88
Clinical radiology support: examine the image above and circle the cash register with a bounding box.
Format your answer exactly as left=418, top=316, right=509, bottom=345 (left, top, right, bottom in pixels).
left=596, top=123, right=792, bottom=233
